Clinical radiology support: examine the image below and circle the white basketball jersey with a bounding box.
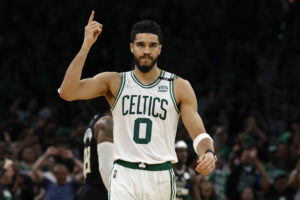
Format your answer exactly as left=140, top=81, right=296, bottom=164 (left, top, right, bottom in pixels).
left=111, top=70, right=180, bottom=164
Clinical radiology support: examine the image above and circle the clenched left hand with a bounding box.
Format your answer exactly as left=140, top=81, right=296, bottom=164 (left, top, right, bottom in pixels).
left=195, top=152, right=216, bottom=175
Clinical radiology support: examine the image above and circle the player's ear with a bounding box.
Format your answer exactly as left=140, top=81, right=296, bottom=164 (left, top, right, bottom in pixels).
left=130, top=43, right=134, bottom=54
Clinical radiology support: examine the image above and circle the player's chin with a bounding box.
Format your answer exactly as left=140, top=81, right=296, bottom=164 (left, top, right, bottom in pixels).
left=139, top=60, right=152, bottom=67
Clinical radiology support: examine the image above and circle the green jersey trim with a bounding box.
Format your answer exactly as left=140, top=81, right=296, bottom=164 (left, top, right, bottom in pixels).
left=169, top=169, right=175, bottom=200
left=169, top=74, right=180, bottom=113
left=111, top=72, right=126, bottom=111
left=131, top=70, right=165, bottom=88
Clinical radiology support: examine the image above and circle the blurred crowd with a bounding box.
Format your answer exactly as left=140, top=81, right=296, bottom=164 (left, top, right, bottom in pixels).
left=1, top=0, right=300, bottom=199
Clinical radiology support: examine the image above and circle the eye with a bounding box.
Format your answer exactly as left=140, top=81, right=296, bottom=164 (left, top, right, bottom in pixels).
left=150, top=43, right=157, bottom=48
left=136, top=43, right=144, bottom=47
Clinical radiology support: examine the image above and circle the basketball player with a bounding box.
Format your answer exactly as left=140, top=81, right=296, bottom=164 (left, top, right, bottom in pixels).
left=78, top=99, right=113, bottom=200
left=59, top=11, right=216, bottom=200
left=173, top=140, right=200, bottom=200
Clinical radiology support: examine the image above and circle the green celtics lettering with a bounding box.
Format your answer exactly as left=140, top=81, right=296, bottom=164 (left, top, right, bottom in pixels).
left=122, top=95, right=168, bottom=120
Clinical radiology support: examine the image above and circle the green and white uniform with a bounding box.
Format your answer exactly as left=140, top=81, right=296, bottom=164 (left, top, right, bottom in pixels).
left=109, top=70, right=180, bottom=200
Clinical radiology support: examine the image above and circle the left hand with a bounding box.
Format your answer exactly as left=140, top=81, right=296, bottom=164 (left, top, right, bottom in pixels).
left=195, top=152, right=216, bottom=175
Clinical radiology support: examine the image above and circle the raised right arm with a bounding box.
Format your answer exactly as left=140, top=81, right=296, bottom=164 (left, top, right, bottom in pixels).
left=32, top=146, right=58, bottom=183
left=59, top=11, right=118, bottom=101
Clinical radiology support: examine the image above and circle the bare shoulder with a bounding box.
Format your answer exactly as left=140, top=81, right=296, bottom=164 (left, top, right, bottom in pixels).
left=173, top=76, right=195, bottom=103
left=174, top=76, right=192, bottom=89
left=94, top=115, right=113, bottom=143
left=95, top=115, right=113, bottom=129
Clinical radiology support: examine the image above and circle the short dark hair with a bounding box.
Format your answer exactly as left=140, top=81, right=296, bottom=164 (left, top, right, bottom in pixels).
left=130, top=20, right=163, bottom=43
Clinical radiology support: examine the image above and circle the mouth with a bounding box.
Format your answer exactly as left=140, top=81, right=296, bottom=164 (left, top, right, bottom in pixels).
left=140, top=56, right=152, bottom=60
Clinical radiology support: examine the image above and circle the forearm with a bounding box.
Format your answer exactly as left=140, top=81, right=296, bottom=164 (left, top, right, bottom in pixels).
left=33, top=154, right=48, bottom=171
left=254, top=158, right=270, bottom=191
left=254, top=158, right=268, bottom=177
left=183, top=114, right=214, bottom=155
left=59, top=46, right=90, bottom=100
left=196, top=137, right=214, bottom=155
left=72, top=157, right=83, bottom=170
left=32, top=154, right=48, bottom=182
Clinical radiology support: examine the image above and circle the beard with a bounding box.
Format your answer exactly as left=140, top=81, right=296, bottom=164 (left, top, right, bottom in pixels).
left=134, top=54, right=158, bottom=73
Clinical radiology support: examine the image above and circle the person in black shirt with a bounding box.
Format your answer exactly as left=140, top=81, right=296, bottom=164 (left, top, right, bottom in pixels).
left=264, top=171, right=296, bottom=200
left=78, top=98, right=113, bottom=200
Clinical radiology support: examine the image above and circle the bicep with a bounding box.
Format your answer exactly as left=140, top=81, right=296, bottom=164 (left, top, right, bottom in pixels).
left=76, top=72, right=112, bottom=100
left=176, top=79, right=206, bottom=139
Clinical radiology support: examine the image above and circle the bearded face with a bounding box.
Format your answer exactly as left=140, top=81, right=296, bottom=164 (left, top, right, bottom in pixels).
left=133, top=54, right=158, bottom=73
left=130, top=33, right=161, bottom=73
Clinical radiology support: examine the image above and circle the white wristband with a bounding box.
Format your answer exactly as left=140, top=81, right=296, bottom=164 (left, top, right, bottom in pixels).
left=193, top=133, right=213, bottom=154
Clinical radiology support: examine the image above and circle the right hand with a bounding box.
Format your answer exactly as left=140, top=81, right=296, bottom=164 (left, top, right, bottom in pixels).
left=83, top=10, right=103, bottom=48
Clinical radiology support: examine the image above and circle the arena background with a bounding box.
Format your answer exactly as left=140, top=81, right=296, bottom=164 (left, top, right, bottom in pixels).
left=0, top=0, right=300, bottom=199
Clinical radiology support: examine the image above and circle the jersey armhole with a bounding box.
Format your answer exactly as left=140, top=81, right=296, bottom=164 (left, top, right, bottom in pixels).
left=169, top=74, right=180, bottom=113
left=111, top=72, right=126, bottom=111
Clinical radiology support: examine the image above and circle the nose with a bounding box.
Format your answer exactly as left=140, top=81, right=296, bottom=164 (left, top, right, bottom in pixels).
left=143, top=46, right=150, bottom=54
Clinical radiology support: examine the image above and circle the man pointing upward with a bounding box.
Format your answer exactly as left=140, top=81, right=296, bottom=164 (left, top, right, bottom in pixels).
left=59, top=11, right=216, bottom=200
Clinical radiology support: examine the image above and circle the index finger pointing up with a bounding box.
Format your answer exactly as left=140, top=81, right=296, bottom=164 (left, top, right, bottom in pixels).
left=88, top=10, right=95, bottom=24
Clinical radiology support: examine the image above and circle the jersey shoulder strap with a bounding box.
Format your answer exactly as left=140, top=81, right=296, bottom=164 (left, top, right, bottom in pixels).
left=88, top=114, right=103, bottom=133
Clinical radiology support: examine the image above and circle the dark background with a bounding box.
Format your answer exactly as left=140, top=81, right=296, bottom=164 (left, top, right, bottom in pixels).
left=0, top=0, right=300, bottom=199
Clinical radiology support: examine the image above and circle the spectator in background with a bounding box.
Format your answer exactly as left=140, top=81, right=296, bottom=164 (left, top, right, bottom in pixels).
left=288, top=122, right=300, bottom=165
left=240, top=187, right=255, bottom=200
left=226, top=148, right=259, bottom=200
left=208, top=153, right=230, bottom=200
left=9, top=97, right=39, bottom=128
left=250, top=146, right=297, bottom=200
left=263, top=170, right=296, bottom=200
left=268, top=107, right=287, bottom=146
left=289, top=152, right=300, bottom=200
left=264, top=145, right=285, bottom=183
left=0, top=159, right=34, bottom=200
left=212, top=126, right=231, bottom=162
left=0, top=142, right=10, bottom=161
left=18, top=146, right=36, bottom=175
left=32, top=147, right=83, bottom=200
left=238, top=116, right=267, bottom=152
left=173, top=140, right=200, bottom=200
left=198, top=179, right=217, bottom=200
left=276, top=140, right=293, bottom=172
left=42, top=155, right=59, bottom=183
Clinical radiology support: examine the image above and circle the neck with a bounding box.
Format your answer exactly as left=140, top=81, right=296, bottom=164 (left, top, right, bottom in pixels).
left=134, top=65, right=161, bottom=85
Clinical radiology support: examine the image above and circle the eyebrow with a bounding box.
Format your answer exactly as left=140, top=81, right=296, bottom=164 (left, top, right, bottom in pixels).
left=135, top=41, right=159, bottom=45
